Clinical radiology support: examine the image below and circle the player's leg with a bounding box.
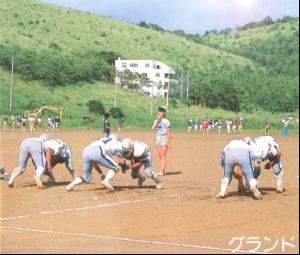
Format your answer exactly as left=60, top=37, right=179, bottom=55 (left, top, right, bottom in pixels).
left=131, top=165, right=145, bottom=187
left=64, top=147, right=78, bottom=180
left=239, top=155, right=262, bottom=200
left=143, top=157, right=162, bottom=189
left=272, top=160, right=284, bottom=193
left=99, top=149, right=120, bottom=192
left=216, top=151, right=233, bottom=198
left=66, top=148, right=93, bottom=191
left=31, top=144, right=46, bottom=189
left=8, top=141, right=30, bottom=187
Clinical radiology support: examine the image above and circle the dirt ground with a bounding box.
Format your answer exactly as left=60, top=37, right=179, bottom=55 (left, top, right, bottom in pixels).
left=0, top=130, right=299, bottom=254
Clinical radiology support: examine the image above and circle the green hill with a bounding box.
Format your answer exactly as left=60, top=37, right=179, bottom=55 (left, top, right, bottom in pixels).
left=0, top=0, right=298, bottom=131
left=199, top=17, right=299, bottom=77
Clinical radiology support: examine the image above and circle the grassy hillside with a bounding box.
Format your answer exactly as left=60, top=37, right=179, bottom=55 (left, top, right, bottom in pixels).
left=199, top=18, right=299, bottom=77
left=0, top=0, right=252, bottom=67
left=0, top=0, right=287, bottom=112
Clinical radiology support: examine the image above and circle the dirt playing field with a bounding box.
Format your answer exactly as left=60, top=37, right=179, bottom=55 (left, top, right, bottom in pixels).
left=0, top=130, right=299, bottom=254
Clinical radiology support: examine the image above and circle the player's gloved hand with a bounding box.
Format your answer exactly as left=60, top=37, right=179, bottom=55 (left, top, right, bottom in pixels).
left=264, top=161, right=275, bottom=169
left=119, top=162, right=128, bottom=173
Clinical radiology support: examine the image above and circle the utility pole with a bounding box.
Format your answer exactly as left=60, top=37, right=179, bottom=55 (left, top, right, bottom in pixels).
left=114, top=75, right=117, bottom=108
left=186, top=68, right=189, bottom=99
left=180, top=66, right=183, bottom=100
left=166, top=81, right=170, bottom=108
left=9, top=57, right=14, bottom=111
left=150, top=82, right=154, bottom=115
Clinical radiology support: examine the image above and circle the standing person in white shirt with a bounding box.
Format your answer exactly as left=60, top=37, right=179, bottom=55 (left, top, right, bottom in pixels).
left=151, top=106, right=171, bottom=176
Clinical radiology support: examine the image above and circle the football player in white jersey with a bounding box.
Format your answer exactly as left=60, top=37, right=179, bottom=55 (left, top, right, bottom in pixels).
left=121, top=138, right=162, bottom=189
left=217, top=139, right=263, bottom=199
left=66, top=135, right=125, bottom=192
left=43, top=138, right=77, bottom=184
left=239, top=136, right=284, bottom=193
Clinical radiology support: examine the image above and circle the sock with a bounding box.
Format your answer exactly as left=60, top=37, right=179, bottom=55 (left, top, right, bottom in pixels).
left=104, top=169, right=115, bottom=182
left=35, top=166, right=45, bottom=178
left=274, top=170, right=284, bottom=190
left=220, top=178, right=229, bottom=195
left=9, top=167, right=23, bottom=183
left=69, top=177, right=84, bottom=187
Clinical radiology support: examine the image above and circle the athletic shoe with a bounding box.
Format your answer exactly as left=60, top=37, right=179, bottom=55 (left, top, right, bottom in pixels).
left=250, top=186, right=262, bottom=200
left=8, top=181, right=14, bottom=188
left=276, top=187, right=284, bottom=193
left=33, top=175, right=44, bottom=189
left=102, top=180, right=115, bottom=192
left=155, top=182, right=163, bottom=189
left=137, top=176, right=146, bottom=187
left=66, top=184, right=74, bottom=191
left=158, top=171, right=164, bottom=176
left=216, top=192, right=226, bottom=198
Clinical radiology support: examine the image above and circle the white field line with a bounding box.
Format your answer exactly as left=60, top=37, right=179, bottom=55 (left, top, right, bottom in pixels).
left=0, top=193, right=184, bottom=222
left=1, top=226, right=269, bottom=254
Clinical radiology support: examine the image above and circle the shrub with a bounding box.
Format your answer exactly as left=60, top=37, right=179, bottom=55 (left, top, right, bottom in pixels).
left=169, top=98, right=178, bottom=108
left=87, top=100, right=105, bottom=114
left=182, top=98, right=193, bottom=107
left=109, top=107, right=123, bottom=119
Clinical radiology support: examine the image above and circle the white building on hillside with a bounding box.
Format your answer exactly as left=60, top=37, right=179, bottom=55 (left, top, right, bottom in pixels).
left=114, top=57, right=176, bottom=98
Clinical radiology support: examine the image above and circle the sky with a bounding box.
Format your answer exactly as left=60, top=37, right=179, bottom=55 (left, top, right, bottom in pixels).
left=40, top=0, right=299, bottom=34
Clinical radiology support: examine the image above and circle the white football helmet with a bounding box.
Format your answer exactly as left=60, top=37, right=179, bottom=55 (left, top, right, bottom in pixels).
left=122, top=138, right=134, bottom=157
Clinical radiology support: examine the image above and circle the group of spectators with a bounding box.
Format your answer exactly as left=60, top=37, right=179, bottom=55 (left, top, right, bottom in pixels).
left=186, top=116, right=245, bottom=134
left=2, top=114, right=61, bottom=133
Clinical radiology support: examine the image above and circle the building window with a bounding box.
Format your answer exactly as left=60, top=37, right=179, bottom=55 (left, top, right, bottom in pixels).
left=156, top=65, right=161, bottom=69
left=156, top=73, right=160, bottom=77
left=130, top=63, right=138, bottom=68
left=145, top=63, right=150, bottom=68
left=122, top=62, right=127, bottom=68
left=164, top=82, right=169, bottom=89
left=164, top=73, right=169, bottom=78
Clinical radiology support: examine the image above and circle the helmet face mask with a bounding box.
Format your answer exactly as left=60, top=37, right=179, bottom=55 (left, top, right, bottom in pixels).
left=122, top=138, right=134, bottom=158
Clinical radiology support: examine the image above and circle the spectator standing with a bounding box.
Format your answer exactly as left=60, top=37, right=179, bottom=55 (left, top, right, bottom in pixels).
left=118, top=113, right=125, bottom=132
left=103, top=113, right=112, bottom=137
left=152, top=106, right=171, bottom=176
left=264, top=118, right=270, bottom=134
